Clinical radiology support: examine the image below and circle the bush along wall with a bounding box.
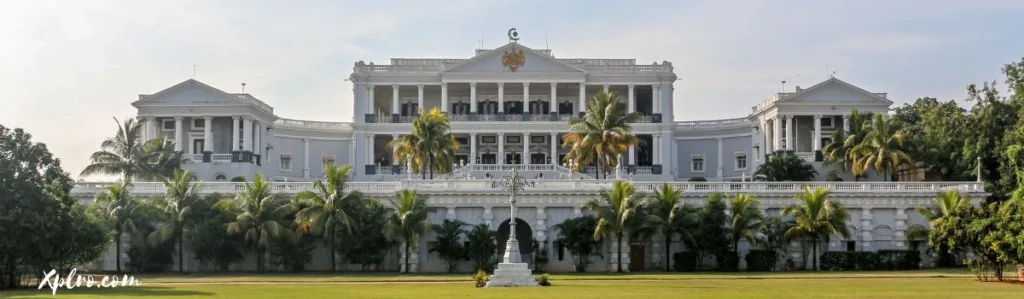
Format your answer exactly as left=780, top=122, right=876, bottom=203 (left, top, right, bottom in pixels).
left=673, top=251, right=699, bottom=272
left=745, top=250, right=778, bottom=271
left=820, top=250, right=921, bottom=271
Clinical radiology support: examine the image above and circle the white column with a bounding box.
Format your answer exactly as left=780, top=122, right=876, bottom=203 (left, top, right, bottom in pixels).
left=627, top=84, right=635, bottom=113
left=717, top=137, right=724, bottom=179
left=254, top=121, right=262, bottom=155
left=367, top=134, right=375, bottom=166
left=146, top=116, right=157, bottom=142
left=416, top=84, right=424, bottom=115
left=470, top=83, right=477, bottom=113
left=173, top=116, right=183, bottom=152
left=243, top=117, right=253, bottom=152
left=813, top=114, right=822, bottom=151
left=603, top=84, right=609, bottom=93
left=842, top=114, right=850, bottom=132
left=652, top=84, right=661, bottom=114
left=498, top=133, right=505, bottom=165
left=366, top=84, right=375, bottom=115
left=578, top=83, right=586, bottom=114
left=470, top=133, right=478, bottom=164
left=392, top=134, right=399, bottom=165
left=550, top=83, right=557, bottom=114
left=653, top=133, right=661, bottom=164
left=762, top=120, right=770, bottom=156
left=231, top=116, right=240, bottom=152
left=303, top=138, right=310, bottom=178
left=522, top=132, right=530, bottom=164
left=497, top=83, right=505, bottom=113
left=440, top=83, right=448, bottom=113
left=785, top=115, right=794, bottom=151
left=391, top=84, right=400, bottom=115
left=203, top=116, right=213, bottom=152
left=523, top=82, right=530, bottom=113
left=550, top=133, right=558, bottom=165
left=773, top=116, right=782, bottom=151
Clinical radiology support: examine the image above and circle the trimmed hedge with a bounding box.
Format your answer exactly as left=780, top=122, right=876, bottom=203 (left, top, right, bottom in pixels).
left=716, top=252, right=739, bottom=271
left=820, top=250, right=921, bottom=271
left=745, top=250, right=778, bottom=271
left=672, top=251, right=698, bottom=272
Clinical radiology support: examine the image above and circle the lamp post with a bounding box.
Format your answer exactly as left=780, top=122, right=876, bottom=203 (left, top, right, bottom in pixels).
left=486, top=167, right=540, bottom=287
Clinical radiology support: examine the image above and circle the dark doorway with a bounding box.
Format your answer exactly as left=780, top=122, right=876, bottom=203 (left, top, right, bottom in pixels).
left=192, top=139, right=205, bottom=154
left=497, top=218, right=533, bottom=263
left=530, top=153, right=546, bottom=165
left=629, top=245, right=645, bottom=271
left=481, top=153, right=497, bottom=165
left=506, top=153, right=522, bottom=165
left=455, top=155, right=469, bottom=166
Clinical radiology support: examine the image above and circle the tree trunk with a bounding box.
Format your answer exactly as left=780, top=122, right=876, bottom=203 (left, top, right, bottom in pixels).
left=256, top=246, right=264, bottom=272
left=116, top=227, right=122, bottom=273
left=616, top=233, right=623, bottom=273
left=329, top=229, right=336, bottom=272
left=664, top=233, right=672, bottom=271
left=404, top=240, right=411, bottom=274
left=735, top=239, right=741, bottom=271
left=429, top=157, right=434, bottom=179
left=811, top=237, right=818, bottom=271
left=178, top=228, right=185, bottom=273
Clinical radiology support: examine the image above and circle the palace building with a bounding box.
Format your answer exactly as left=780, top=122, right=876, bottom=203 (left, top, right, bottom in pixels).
left=73, top=36, right=986, bottom=273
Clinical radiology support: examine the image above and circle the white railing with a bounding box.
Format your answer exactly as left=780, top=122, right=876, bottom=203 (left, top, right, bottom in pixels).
left=677, top=117, right=750, bottom=128
left=187, top=154, right=203, bottom=162
left=796, top=152, right=816, bottom=162
left=71, top=181, right=985, bottom=197
left=211, top=154, right=232, bottom=162
left=274, top=118, right=353, bottom=131
left=354, top=61, right=672, bottom=74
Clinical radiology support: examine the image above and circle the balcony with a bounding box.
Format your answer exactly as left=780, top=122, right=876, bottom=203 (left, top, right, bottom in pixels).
left=186, top=152, right=260, bottom=165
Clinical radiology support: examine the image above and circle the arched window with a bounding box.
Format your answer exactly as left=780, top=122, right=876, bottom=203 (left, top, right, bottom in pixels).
left=215, top=174, right=227, bottom=181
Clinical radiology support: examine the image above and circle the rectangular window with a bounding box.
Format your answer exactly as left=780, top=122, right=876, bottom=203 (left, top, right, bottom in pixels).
left=162, top=119, right=174, bottom=130
left=691, top=154, right=705, bottom=172
left=821, top=137, right=833, bottom=147
left=323, top=155, right=336, bottom=170
left=192, top=118, right=206, bottom=129
left=735, top=153, right=747, bottom=170
left=280, top=154, right=292, bottom=172
left=846, top=241, right=856, bottom=252
left=821, top=117, right=833, bottom=128
left=557, top=240, right=565, bottom=261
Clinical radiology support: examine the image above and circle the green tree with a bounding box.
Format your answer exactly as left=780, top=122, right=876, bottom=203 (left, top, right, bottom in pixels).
left=94, top=181, right=140, bottom=272
left=728, top=193, right=763, bottom=268
left=148, top=169, right=202, bottom=273
left=782, top=187, right=850, bottom=271
left=293, top=164, right=361, bottom=271
left=188, top=194, right=245, bottom=271
left=337, top=199, right=394, bottom=271
left=756, top=217, right=791, bottom=271
left=850, top=114, right=912, bottom=181
left=81, top=117, right=183, bottom=181
left=429, top=219, right=467, bottom=273
left=685, top=193, right=730, bottom=271
left=754, top=153, right=817, bottom=181
left=553, top=216, right=603, bottom=272
left=822, top=108, right=872, bottom=178
left=388, top=107, right=459, bottom=179
left=220, top=174, right=296, bottom=272
left=562, top=90, right=642, bottom=178
left=586, top=180, right=645, bottom=272
left=384, top=189, right=431, bottom=273
left=465, top=223, right=499, bottom=271
left=643, top=184, right=695, bottom=271
left=892, top=98, right=971, bottom=180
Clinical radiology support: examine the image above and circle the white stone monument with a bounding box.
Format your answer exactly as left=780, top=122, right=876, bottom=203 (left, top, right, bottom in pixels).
left=486, top=167, right=540, bottom=287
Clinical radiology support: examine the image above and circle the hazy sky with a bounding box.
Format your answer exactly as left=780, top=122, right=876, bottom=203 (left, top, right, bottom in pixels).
left=2, top=0, right=1023, bottom=180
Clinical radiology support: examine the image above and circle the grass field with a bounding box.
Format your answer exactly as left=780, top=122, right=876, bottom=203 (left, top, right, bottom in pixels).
left=2, top=270, right=1019, bottom=299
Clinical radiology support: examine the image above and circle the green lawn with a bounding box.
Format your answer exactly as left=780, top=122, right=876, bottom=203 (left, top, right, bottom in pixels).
left=2, top=271, right=1019, bottom=299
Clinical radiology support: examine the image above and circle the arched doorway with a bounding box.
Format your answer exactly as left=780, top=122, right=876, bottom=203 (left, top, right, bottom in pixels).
left=497, top=218, right=533, bottom=263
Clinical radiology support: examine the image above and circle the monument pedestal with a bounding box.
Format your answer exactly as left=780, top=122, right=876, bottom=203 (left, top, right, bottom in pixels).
left=486, top=263, right=539, bottom=287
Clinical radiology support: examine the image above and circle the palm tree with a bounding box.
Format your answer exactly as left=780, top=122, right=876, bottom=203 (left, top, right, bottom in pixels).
left=220, top=174, right=296, bottom=272
left=850, top=114, right=912, bottom=181
left=388, top=107, right=459, bottom=179
left=148, top=169, right=202, bottom=273
left=586, top=180, right=645, bottom=272
left=95, top=181, right=139, bottom=272
left=644, top=183, right=695, bottom=271
left=429, top=219, right=468, bottom=273
left=822, top=109, right=871, bottom=178
left=916, top=189, right=968, bottom=227
left=384, top=189, right=431, bottom=273
left=754, top=153, right=818, bottom=181
left=562, top=90, right=642, bottom=179
left=782, top=187, right=850, bottom=271
left=293, top=164, right=362, bottom=272
left=81, top=117, right=183, bottom=181
left=728, top=193, right=763, bottom=266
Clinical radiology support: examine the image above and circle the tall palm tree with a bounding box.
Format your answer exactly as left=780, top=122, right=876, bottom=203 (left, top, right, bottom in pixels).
left=586, top=180, right=645, bottom=272
left=851, top=114, right=912, bottom=181
left=96, top=181, right=139, bottom=272
left=429, top=219, right=468, bottom=273
left=388, top=107, right=459, bottom=179
left=293, top=164, right=362, bottom=272
left=728, top=193, right=763, bottom=266
left=782, top=187, right=850, bottom=271
left=644, top=183, right=695, bottom=271
left=81, top=117, right=183, bottom=181
left=562, top=90, right=642, bottom=179
left=822, top=108, right=871, bottom=178
left=384, top=189, right=431, bottom=273
left=916, top=189, right=968, bottom=227
left=220, top=174, right=296, bottom=272
left=753, top=153, right=818, bottom=181
left=149, top=169, right=202, bottom=273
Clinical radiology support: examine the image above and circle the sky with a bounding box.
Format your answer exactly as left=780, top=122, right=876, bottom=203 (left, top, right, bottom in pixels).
left=2, top=0, right=1023, bottom=180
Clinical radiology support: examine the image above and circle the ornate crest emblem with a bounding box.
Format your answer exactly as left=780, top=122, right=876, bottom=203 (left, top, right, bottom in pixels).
left=501, top=28, right=526, bottom=72
left=502, top=48, right=526, bottom=72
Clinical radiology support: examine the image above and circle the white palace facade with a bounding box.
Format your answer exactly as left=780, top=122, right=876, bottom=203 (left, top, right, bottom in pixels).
left=73, top=39, right=986, bottom=273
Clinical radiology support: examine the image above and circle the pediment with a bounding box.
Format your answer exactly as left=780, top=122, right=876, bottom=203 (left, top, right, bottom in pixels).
left=443, top=43, right=586, bottom=74
left=133, top=79, right=247, bottom=106
left=777, top=78, right=893, bottom=105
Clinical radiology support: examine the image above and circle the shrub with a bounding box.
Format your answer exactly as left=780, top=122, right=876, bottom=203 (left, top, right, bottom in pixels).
left=672, top=251, right=699, bottom=272
left=876, top=250, right=921, bottom=270
left=716, top=252, right=739, bottom=271
left=745, top=250, right=778, bottom=271
left=535, top=274, right=551, bottom=286
left=820, top=250, right=920, bottom=271
left=473, top=268, right=489, bottom=288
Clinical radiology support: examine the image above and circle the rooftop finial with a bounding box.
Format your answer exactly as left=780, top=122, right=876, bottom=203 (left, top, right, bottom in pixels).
left=508, top=28, right=519, bottom=43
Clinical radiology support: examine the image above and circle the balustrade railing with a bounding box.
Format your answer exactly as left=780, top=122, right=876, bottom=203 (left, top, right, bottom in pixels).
left=71, top=181, right=984, bottom=196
